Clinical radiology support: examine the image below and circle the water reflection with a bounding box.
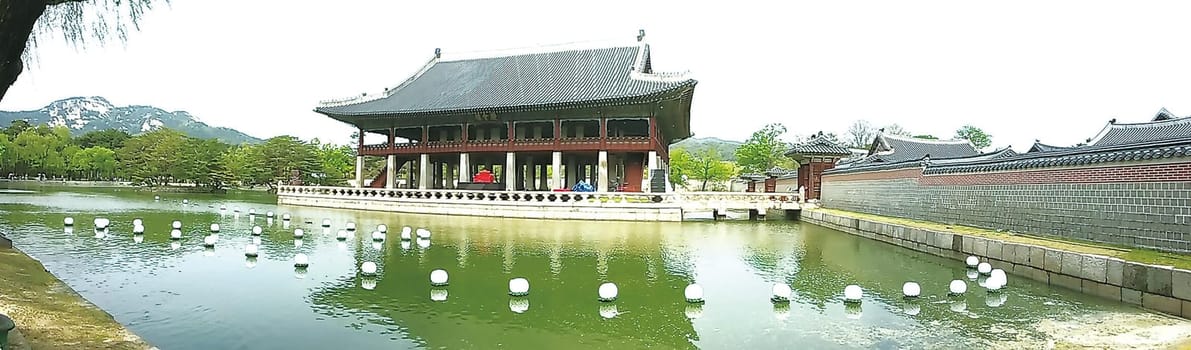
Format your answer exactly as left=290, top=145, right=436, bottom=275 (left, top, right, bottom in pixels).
left=0, top=186, right=1181, bottom=350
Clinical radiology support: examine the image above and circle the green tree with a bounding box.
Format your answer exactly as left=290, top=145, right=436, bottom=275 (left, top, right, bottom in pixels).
left=311, top=139, right=355, bottom=186
left=734, top=123, right=792, bottom=174
left=118, top=128, right=187, bottom=186
left=667, top=148, right=694, bottom=189
left=252, top=136, right=320, bottom=189
left=689, top=149, right=735, bottom=191
left=955, top=125, right=992, bottom=150
left=75, top=129, right=131, bottom=149
left=2, top=1, right=163, bottom=101
left=3, top=120, right=32, bottom=140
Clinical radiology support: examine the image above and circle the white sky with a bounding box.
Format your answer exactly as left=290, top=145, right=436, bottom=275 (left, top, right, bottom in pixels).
left=4, top=0, right=1191, bottom=151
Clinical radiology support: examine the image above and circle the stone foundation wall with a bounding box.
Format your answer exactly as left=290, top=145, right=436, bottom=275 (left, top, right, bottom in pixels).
left=820, top=161, right=1191, bottom=252
left=278, top=195, right=685, bottom=221
left=802, top=209, right=1191, bottom=319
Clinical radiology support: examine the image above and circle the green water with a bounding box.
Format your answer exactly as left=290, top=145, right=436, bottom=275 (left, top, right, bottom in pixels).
left=0, top=184, right=1179, bottom=349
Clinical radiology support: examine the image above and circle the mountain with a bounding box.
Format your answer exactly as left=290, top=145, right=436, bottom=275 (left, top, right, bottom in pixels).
left=0, top=96, right=262, bottom=144
left=670, top=137, right=743, bottom=161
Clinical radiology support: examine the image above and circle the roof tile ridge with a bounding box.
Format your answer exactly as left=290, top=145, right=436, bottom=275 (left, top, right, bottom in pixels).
left=882, top=133, right=969, bottom=145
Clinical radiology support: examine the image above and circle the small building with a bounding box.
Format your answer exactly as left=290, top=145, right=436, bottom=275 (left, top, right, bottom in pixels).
left=314, top=31, right=697, bottom=193
left=785, top=132, right=852, bottom=199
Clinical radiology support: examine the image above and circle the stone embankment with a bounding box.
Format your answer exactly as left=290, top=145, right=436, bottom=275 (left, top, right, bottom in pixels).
left=803, top=209, right=1191, bottom=319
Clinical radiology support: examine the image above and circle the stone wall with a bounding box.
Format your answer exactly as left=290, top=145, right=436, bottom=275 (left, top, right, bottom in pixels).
left=802, top=210, right=1191, bottom=319
left=820, top=160, right=1191, bottom=252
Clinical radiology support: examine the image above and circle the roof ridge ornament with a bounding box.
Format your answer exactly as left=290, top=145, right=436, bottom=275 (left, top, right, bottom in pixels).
left=637, top=29, right=645, bottom=42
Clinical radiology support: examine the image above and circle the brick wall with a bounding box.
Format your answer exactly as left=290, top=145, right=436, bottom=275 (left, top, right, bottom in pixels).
left=820, top=161, right=1191, bottom=252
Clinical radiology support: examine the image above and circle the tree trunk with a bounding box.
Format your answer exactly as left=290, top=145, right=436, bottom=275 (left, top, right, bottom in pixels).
left=0, top=0, right=46, bottom=102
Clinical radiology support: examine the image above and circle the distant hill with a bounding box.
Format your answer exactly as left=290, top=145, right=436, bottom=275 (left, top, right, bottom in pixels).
left=671, top=137, right=743, bottom=161
left=0, top=96, right=262, bottom=144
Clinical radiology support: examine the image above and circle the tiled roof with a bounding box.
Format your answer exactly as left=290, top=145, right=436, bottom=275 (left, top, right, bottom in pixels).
left=1089, top=115, right=1191, bottom=147
left=315, top=45, right=696, bottom=118
left=837, top=134, right=978, bottom=171
left=787, top=134, right=851, bottom=156
left=823, top=158, right=927, bottom=175
left=924, top=137, right=1191, bottom=175
left=1027, top=141, right=1076, bottom=153
left=928, top=147, right=1018, bottom=165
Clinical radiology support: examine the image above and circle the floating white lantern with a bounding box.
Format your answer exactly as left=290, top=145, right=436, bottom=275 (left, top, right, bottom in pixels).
left=133, top=235, right=144, bottom=243
left=416, top=237, right=430, bottom=249
left=293, top=253, right=309, bottom=267
left=282, top=213, right=291, bottom=221
left=64, top=217, right=74, bottom=226
left=203, top=235, right=217, bottom=247
left=990, top=269, right=1008, bottom=287
left=977, top=262, right=992, bottom=275
left=132, top=218, right=142, bottom=227
left=371, top=231, right=385, bottom=241
left=509, top=278, right=530, bottom=296
left=416, top=228, right=431, bottom=239
left=293, top=228, right=304, bottom=238
left=361, top=262, right=378, bottom=276
left=599, top=304, right=618, bottom=319
left=949, top=280, right=967, bottom=295
left=844, top=285, right=863, bottom=303
left=771, top=283, right=792, bottom=302
left=336, top=230, right=348, bottom=240
left=182, top=199, right=189, bottom=204
left=233, top=207, right=240, bottom=213
left=220, top=205, right=226, bottom=211
left=172, top=220, right=182, bottom=229
left=266, top=211, right=274, bottom=218
left=377, top=224, right=387, bottom=233
left=684, top=304, right=703, bottom=319
left=154, top=195, right=160, bottom=201
left=346, top=222, right=356, bottom=231
left=430, top=269, right=449, bottom=286
left=685, top=284, right=705, bottom=303
left=93, top=217, right=110, bottom=229
left=986, top=274, right=1005, bottom=292
left=430, top=289, right=448, bottom=302
left=170, top=229, right=182, bottom=240
left=361, top=278, right=377, bottom=290
left=400, top=227, right=412, bottom=240
left=598, top=282, right=618, bottom=302
left=252, top=226, right=262, bottom=235
left=249, top=209, right=256, bottom=216
left=966, top=256, right=979, bottom=267
left=244, top=244, right=259, bottom=257
left=132, top=224, right=145, bottom=234
left=210, top=224, right=220, bottom=232
left=902, top=282, right=921, bottom=298
left=322, top=219, right=331, bottom=227
left=509, top=298, right=530, bottom=314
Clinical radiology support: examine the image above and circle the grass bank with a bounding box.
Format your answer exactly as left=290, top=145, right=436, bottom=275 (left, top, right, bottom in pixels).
left=0, top=248, right=152, bottom=350
left=814, top=208, right=1191, bottom=271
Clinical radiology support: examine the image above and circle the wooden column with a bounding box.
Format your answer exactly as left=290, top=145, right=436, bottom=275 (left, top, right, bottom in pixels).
left=388, top=128, right=396, bottom=151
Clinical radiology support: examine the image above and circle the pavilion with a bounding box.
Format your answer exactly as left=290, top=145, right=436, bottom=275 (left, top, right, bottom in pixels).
left=314, top=31, right=696, bottom=193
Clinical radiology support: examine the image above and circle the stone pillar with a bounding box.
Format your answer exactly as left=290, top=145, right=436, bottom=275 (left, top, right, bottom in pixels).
left=385, top=155, right=396, bottom=189
left=597, top=150, right=609, bottom=192
left=459, top=153, right=469, bottom=184
left=355, top=155, right=364, bottom=188
left=551, top=151, right=562, bottom=190
left=645, top=150, right=658, bottom=192
left=505, top=152, right=517, bottom=191
left=419, top=154, right=431, bottom=190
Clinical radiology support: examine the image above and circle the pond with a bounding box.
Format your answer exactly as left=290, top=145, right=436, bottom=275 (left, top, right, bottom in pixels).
left=0, top=185, right=1187, bottom=349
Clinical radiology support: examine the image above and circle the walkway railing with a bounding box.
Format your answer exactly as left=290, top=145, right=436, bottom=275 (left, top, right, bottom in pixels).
left=276, top=185, right=802, bottom=211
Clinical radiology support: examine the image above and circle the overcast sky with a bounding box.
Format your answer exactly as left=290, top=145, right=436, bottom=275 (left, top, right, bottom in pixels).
left=4, top=0, right=1191, bottom=151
